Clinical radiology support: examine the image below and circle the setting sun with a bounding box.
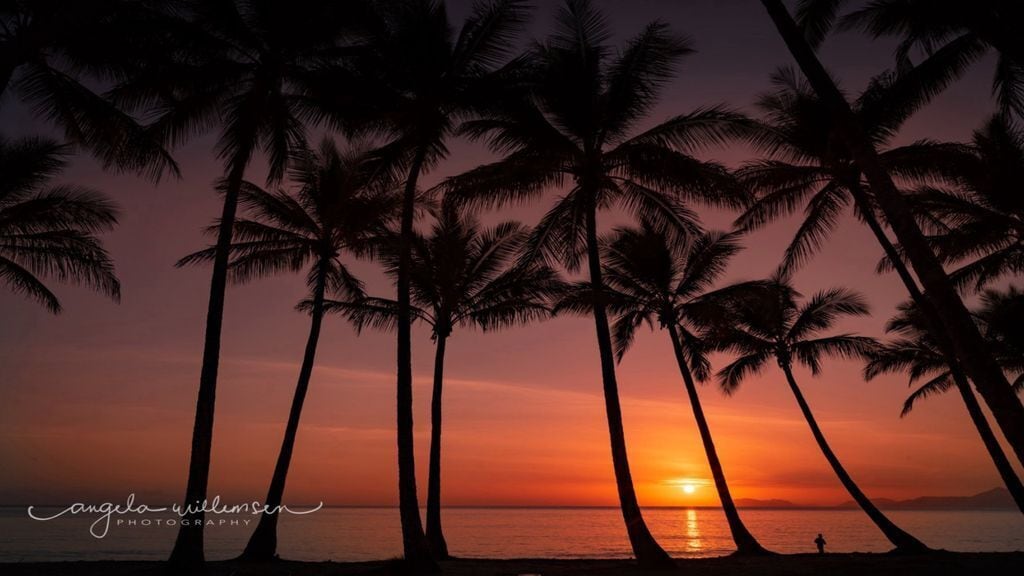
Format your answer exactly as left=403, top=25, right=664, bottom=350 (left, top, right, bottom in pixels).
left=682, top=484, right=697, bottom=495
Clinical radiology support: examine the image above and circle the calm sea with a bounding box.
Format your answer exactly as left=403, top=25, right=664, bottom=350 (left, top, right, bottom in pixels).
left=2, top=507, right=1022, bottom=562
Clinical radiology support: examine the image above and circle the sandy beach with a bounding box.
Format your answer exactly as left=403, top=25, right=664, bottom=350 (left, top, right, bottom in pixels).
left=6, top=553, right=1024, bottom=576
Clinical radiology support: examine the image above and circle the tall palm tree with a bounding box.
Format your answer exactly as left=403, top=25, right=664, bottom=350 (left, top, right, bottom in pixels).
left=736, top=65, right=1024, bottom=474
left=442, top=0, right=750, bottom=566
left=865, top=301, right=1024, bottom=514
left=827, top=0, right=1024, bottom=118
left=115, top=1, right=355, bottom=565
left=558, top=222, right=770, bottom=555
left=0, top=0, right=178, bottom=179
left=895, top=116, right=1024, bottom=291
left=739, top=71, right=1024, bottom=479
left=333, top=1, right=532, bottom=568
left=0, top=137, right=119, bottom=313
left=738, top=66, right=968, bottom=275
left=716, top=278, right=929, bottom=552
left=329, top=209, right=562, bottom=559
left=759, top=0, right=1024, bottom=472
left=177, top=139, right=398, bottom=561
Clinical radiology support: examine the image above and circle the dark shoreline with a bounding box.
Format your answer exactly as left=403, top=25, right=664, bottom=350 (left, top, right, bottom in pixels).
left=5, top=552, right=1024, bottom=575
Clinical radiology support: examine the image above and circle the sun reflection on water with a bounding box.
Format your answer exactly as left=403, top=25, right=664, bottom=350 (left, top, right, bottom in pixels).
left=685, top=508, right=703, bottom=551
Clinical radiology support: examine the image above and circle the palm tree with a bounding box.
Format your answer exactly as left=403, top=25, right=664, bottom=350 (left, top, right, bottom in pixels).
left=895, top=116, right=1024, bottom=292
left=558, top=222, right=770, bottom=555
left=976, top=287, right=1024, bottom=366
left=716, top=278, right=929, bottom=552
left=0, top=0, right=178, bottom=179
left=865, top=301, right=1024, bottom=514
left=759, top=0, right=1024, bottom=473
left=177, top=139, right=398, bottom=561
left=739, top=72, right=1024, bottom=478
left=825, top=0, right=1024, bottom=118
left=329, top=209, right=562, bottom=558
left=333, top=1, right=532, bottom=567
left=114, top=1, right=355, bottom=565
left=738, top=66, right=968, bottom=275
left=442, top=0, right=751, bottom=566
left=0, top=137, right=119, bottom=313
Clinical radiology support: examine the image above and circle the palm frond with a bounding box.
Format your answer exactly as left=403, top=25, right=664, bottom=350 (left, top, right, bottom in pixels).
left=717, top=350, right=773, bottom=395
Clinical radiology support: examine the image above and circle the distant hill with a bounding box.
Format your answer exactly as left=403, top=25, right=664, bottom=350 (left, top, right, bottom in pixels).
left=837, top=488, right=1014, bottom=510
left=734, top=498, right=799, bottom=509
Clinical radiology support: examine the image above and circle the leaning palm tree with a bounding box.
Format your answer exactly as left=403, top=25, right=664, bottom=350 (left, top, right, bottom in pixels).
left=333, top=2, right=531, bottom=567
left=895, top=116, right=1024, bottom=292
left=716, top=278, right=929, bottom=552
left=117, top=1, right=355, bottom=564
left=177, top=139, right=398, bottom=561
left=0, top=137, right=120, bottom=313
left=735, top=68, right=1024, bottom=479
left=329, top=209, right=561, bottom=558
left=442, top=0, right=750, bottom=566
left=824, top=0, right=1024, bottom=118
left=865, top=300, right=1024, bottom=514
left=738, top=66, right=969, bottom=275
left=558, top=222, right=769, bottom=555
left=759, top=0, right=1024, bottom=473
left=0, top=0, right=178, bottom=178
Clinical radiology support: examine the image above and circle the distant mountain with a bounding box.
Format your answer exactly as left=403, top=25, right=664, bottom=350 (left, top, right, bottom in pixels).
left=837, top=488, right=1014, bottom=510
left=734, top=498, right=798, bottom=509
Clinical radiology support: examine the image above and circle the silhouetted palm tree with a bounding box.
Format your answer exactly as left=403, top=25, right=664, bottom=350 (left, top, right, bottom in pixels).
left=0, top=0, right=177, bottom=178
left=442, top=0, right=750, bottom=566
left=116, top=1, right=354, bottom=564
left=895, top=116, right=1024, bottom=291
left=741, top=74, right=1024, bottom=480
left=716, top=278, right=929, bottom=552
left=329, top=209, right=561, bottom=558
left=809, top=0, right=1024, bottom=117
left=178, top=139, right=399, bottom=560
left=865, top=300, right=1024, bottom=514
left=558, top=222, right=769, bottom=555
left=334, top=2, right=531, bottom=566
left=0, top=137, right=119, bottom=312
left=976, top=287, right=1024, bottom=366
left=738, top=67, right=966, bottom=274
left=759, top=0, right=1024, bottom=473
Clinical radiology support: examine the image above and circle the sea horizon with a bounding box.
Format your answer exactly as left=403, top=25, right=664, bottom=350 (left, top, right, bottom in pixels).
left=4, top=507, right=1022, bottom=563
left=7, top=485, right=1014, bottom=511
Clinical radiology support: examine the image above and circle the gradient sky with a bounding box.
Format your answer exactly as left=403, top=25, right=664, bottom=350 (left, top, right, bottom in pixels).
left=1, top=0, right=1020, bottom=509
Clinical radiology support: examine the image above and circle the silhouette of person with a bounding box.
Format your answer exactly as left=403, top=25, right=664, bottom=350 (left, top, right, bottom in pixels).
left=814, top=533, right=826, bottom=554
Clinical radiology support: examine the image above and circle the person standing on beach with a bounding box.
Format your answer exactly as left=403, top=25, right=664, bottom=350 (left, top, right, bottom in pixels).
left=815, top=533, right=827, bottom=554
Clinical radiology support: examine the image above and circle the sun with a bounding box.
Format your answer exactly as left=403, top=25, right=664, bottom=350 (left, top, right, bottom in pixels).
left=681, top=483, right=697, bottom=495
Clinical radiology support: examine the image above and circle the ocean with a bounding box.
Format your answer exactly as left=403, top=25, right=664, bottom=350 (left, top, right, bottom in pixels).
left=2, top=507, right=1022, bottom=562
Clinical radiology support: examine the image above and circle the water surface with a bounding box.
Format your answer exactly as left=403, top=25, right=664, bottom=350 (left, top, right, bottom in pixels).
left=2, top=507, right=1021, bottom=562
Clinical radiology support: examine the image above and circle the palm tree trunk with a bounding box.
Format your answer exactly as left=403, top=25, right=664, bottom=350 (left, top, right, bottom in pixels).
left=951, top=368, right=1024, bottom=515
left=396, top=145, right=439, bottom=572
left=583, top=204, right=673, bottom=569
left=665, top=324, right=769, bottom=555
left=240, top=265, right=329, bottom=560
left=760, top=0, right=1024, bottom=466
left=779, top=362, right=929, bottom=552
left=850, top=183, right=1024, bottom=504
left=426, top=333, right=450, bottom=559
left=169, top=155, right=250, bottom=567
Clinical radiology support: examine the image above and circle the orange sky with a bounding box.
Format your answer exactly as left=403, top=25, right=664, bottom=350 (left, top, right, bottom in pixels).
left=1, top=0, right=1020, bottom=509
